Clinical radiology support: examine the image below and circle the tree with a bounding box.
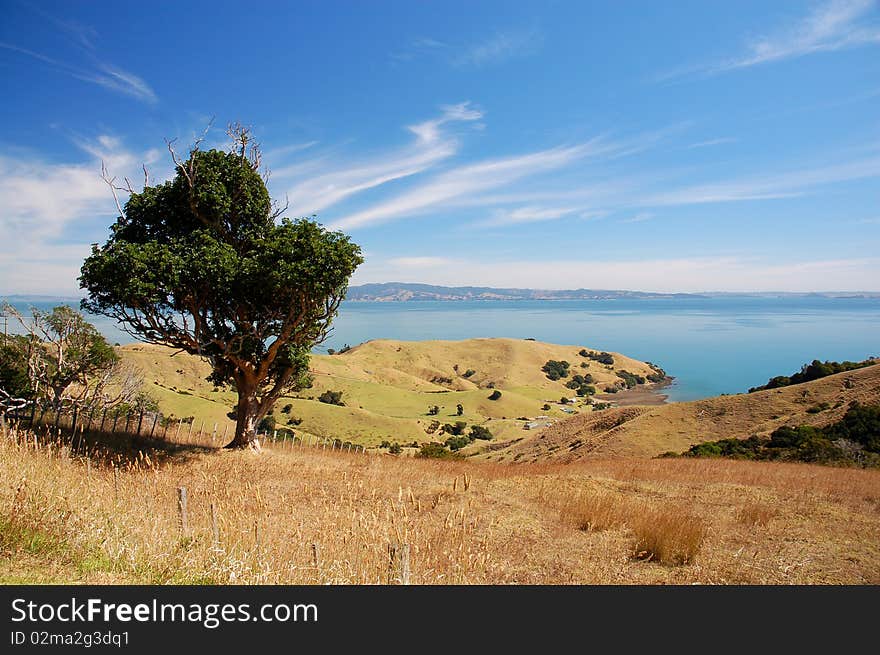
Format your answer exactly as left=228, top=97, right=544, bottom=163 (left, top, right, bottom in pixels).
left=3, top=304, right=120, bottom=412
left=80, top=125, right=363, bottom=449
left=456, top=403, right=463, bottom=416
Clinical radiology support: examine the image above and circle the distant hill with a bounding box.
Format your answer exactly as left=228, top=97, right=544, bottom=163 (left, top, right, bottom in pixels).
left=346, top=283, right=705, bottom=302
left=493, top=363, right=880, bottom=462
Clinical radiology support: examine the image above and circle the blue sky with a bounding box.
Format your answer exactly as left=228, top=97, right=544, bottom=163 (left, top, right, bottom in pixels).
left=1, top=0, right=878, bottom=294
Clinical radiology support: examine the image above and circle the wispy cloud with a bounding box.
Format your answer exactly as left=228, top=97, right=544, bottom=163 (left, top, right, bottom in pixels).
left=660, top=0, right=880, bottom=80
left=455, top=29, right=543, bottom=67
left=392, top=28, right=543, bottom=67
left=0, top=136, right=158, bottom=294
left=329, top=139, right=617, bottom=230
left=283, top=102, right=483, bottom=216
left=0, top=41, right=157, bottom=103
left=621, top=212, right=655, bottom=224
left=686, top=137, right=738, bottom=149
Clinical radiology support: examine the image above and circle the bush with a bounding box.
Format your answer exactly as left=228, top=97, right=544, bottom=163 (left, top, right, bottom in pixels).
left=469, top=425, right=493, bottom=441
left=576, top=384, right=597, bottom=397
left=542, top=404, right=551, bottom=411
left=488, top=390, right=502, bottom=401
left=427, top=405, right=440, bottom=416
left=542, top=360, right=570, bottom=381
left=258, top=415, right=276, bottom=433
left=388, top=443, right=402, bottom=455
left=417, top=442, right=461, bottom=459
left=318, top=390, right=344, bottom=406
left=281, top=403, right=293, bottom=414
left=442, top=421, right=468, bottom=436
left=444, top=435, right=471, bottom=451
left=462, top=369, right=476, bottom=378
left=616, top=370, right=646, bottom=389
left=580, top=350, right=614, bottom=365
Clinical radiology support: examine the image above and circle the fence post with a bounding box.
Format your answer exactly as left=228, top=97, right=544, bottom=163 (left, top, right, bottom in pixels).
left=210, top=501, right=219, bottom=547
left=71, top=405, right=78, bottom=435
left=177, top=487, right=189, bottom=534
left=311, top=543, right=321, bottom=568
left=187, top=419, right=194, bottom=440
left=174, top=420, right=182, bottom=441
left=222, top=424, right=229, bottom=444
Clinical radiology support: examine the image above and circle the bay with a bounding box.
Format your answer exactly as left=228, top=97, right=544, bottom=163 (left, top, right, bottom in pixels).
left=4, top=296, right=878, bottom=402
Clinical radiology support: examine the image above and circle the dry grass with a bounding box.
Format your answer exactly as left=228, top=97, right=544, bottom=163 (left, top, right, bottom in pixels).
left=2, top=421, right=879, bottom=585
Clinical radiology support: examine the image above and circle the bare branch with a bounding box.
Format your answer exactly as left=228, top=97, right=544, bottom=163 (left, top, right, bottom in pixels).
left=143, top=163, right=150, bottom=187
left=101, top=160, right=126, bottom=218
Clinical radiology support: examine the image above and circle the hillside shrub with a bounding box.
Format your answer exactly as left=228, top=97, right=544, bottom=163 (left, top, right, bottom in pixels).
left=469, top=425, right=493, bottom=440
left=318, top=390, right=344, bottom=406
left=748, top=358, right=875, bottom=392
left=542, top=360, right=570, bottom=380
left=488, top=390, right=502, bottom=400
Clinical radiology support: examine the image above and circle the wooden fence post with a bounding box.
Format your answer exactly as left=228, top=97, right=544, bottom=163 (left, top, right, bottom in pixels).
left=187, top=419, right=194, bottom=440
left=70, top=405, right=78, bottom=434
left=177, top=487, right=189, bottom=534
left=210, top=501, right=219, bottom=547
left=311, top=543, right=321, bottom=568
left=175, top=420, right=182, bottom=441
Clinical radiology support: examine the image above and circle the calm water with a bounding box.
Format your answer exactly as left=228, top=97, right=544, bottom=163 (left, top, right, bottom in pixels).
left=5, top=297, right=879, bottom=402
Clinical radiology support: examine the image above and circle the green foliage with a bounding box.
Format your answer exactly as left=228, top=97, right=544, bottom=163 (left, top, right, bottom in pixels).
left=281, top=403, right=293, bottom=414
left=580, top=350, right=614, bottom=365
left=576, top=384, right=597, bottom=397
left=318, top=390, right=344, bottom=406
left=748, top=358, right=875, bottom=393
left=456, top=403, right=463, bottom=416
left=0, top=335, right=33, bottom=399
left=469, top=425, right=493, bottom=441
left=388, top=442, right=403, bottom=455
left=442, top=421, right=468, bottom=436
left=680, top=403, right=880, bottom=466
left=542, top=404, right=551, bottom=411
left=542, top=360, right=570, bottom=381
left=417, top=442, right=462, bottom=459
left=427, top=405, right=440, bottom=415
left=487, top=389, right=502, bottom=401
left=79, top=133, right=362, bottom=445
left=462, top=369, right=476, bottom=378
left=444, top=435, right=471, bottom=451
left=258, top=415, right=276, bottom=433
left=616, top=370, right=646, bottom=389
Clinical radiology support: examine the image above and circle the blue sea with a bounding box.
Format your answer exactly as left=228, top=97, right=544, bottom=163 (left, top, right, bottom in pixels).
left=4, top=296, right=879, bottom=402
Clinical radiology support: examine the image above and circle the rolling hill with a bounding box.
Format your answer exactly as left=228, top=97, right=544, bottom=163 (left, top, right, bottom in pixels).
left=490, top=363, right=880, bottom=462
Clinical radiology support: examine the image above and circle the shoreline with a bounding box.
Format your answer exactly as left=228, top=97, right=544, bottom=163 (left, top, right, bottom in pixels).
left=593, top=377, right=673, bottom=407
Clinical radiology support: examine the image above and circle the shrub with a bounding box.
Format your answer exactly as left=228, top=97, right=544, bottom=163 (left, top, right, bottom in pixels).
left=427, top=405, right=440, bottom=416
left=318, top=390, right=344, bottom=406
left=258, top=415, right=276, bottom=433
left=616, top=370, right=646, bottom=388
left=488, top=390, right=502, bottom=401
left=417, top=442, right=461, bottom=459
left=542, top=404, right=551, bottom=411
left=442, top=421, right=467, bottom=436
left=576, top=385, right=596, bottom=397
left=388, top=443, right=402, bottom=455
left=281, top=403, right=293, bottom=414
left=469, top=425, right=493, bottom=441
left=456, top=403, right=464, bottom=416
left=542, top=360, right=570, bottom=381
left=748, top=358, right=875, bottom=392
left=462, top=369, right=476, bottom=378
left=580, top=350, right=614, bottom=365
left=444, top=435, right=470, bottom=451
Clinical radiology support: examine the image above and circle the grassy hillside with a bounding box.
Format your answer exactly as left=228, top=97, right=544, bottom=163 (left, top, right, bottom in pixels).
left=120, top=338, right=665, bottom=449
left=494, top=363, right=880, bottom=462
left=2, top=424, right=878, bottom=584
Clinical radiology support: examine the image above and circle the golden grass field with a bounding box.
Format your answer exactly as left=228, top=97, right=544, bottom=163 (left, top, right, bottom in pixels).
left=2, top=421, right=878, bottom=585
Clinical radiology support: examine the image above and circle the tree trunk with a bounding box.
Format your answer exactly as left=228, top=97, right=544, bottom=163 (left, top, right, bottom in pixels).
left=225, top=379, right=264, bottom=451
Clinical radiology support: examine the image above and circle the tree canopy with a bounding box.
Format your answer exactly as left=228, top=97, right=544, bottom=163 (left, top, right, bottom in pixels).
left=79, top=127, right=363, bottom=448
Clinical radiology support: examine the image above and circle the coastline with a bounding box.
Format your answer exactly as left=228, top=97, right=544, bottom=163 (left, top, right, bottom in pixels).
left=593, top=377, right=673, bottom=406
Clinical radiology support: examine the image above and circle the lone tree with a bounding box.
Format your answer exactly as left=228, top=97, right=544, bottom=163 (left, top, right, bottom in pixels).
left=80, top=125, right=363, bottom=449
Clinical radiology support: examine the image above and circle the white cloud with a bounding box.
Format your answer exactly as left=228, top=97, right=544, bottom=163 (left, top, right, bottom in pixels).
left=660, top=0, right=880, bottom=80
left=330, top=138, right=626, bottom=230
left=0, top=41, right=157, bottom=103
left=686, top=137, right=738, bottom=149
left=475, top=205, right=581, bottom=228
left=284, top=103, right=483, bottom=216
left=455, top=29, right=543, bottom=67
left=0, top=137, right=160, bottom=295
left=353, top=256, right=880, bottom=293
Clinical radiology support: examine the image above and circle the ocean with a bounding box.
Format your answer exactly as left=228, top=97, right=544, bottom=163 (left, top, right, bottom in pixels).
left=4, top=296, right=878, bottom=402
